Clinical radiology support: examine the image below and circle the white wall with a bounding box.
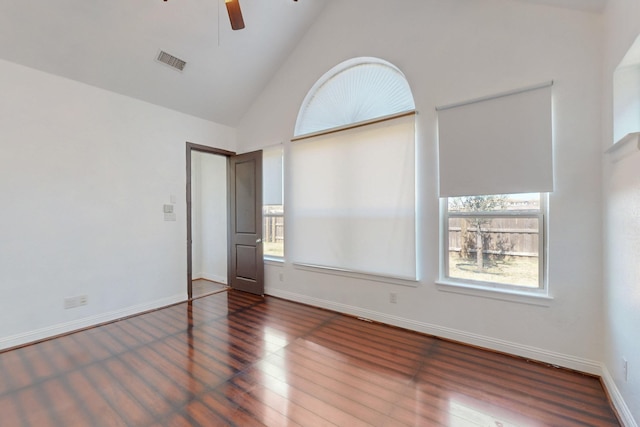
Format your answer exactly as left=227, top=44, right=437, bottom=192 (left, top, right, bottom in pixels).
left=602, top=0, right=640, bottom=425
left=191, top=151, right=228, bottom=284
left=238, top=0, right=605, bottom=374
left=0, top=58, right=236, bottom=349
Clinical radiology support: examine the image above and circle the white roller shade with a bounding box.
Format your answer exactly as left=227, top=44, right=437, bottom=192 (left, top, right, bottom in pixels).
left=263, top=146, right=283, bottom=205
left=290, top=113, right=416, bottom=280
left=437, top=83, right=553, bottom=197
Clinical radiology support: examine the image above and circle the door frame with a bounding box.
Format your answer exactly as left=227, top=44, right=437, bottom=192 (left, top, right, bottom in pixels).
left=186, top=142, right=235, bottom=300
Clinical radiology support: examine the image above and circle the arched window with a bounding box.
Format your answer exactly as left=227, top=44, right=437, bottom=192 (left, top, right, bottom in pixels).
left=295, top=57, right=415, bottom=136
left=289, top=58, right=417, bottom=280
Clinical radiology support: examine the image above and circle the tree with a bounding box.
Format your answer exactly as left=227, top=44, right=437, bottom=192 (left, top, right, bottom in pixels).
left=449, top=195, right=507, bottom=272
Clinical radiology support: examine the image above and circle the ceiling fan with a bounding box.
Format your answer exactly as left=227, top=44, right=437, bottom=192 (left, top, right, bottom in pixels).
left=224, top=0, right=245, bottom=31
left=163, top=0, right=298, bottom=31
left=225, top=0, right=300, bottom=31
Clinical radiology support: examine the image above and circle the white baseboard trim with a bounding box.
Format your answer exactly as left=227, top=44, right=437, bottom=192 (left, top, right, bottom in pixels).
left=601, top=365, right=638, bottom=427
left=0, top=293, right=186, bottom=351
left=194, top=273, right=227, bottom=284
left=267, top=289, right=602, bottom=375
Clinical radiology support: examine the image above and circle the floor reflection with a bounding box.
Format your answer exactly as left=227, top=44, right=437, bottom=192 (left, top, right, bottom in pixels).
left=447, top=394, right=539, bottom=427
left=0, top=290, right=621, bottom=427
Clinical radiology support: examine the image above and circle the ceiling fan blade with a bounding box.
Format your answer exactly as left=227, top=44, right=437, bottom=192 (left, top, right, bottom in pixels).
left=225, top=0, right=245, bottom=30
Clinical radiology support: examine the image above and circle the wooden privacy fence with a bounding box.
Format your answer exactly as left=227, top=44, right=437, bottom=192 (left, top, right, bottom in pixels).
left=262, top=214, right=538, bottom=257
left=263, top=213, right=284, bottom=244
left=448, top=217, right=539, bottom=257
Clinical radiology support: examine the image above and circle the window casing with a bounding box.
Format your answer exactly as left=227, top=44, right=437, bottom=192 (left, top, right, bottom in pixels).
left=442, top=193, right=546, bottom=292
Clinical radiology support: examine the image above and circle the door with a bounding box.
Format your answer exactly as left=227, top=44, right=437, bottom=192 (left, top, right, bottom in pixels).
left=229, top=150, right=264, bottom=295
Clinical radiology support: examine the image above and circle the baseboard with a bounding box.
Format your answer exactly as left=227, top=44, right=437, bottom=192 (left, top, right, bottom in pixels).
left=0, top=293, right=186, bottom=351
left=601, top=365, right=638, bottom=427
left=266, top=288, right=602, bottom=375
left=194, top=273, right=227, bottom=284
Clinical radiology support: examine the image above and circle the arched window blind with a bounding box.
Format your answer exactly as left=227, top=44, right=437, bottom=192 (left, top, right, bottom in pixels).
left=295, top=58, right=416, bottom=137
left=291, top=58, right=417, bottom=280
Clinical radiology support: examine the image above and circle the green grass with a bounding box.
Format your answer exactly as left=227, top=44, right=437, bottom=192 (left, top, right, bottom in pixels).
left=264, top=242, right=284, bottom=258
left=448, top=253, right=539, bottom=288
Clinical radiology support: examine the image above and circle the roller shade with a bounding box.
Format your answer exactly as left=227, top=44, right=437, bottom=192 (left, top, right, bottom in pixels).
left=290, top=112, right=416, bottom=280
left=437, top=82, right=553, bottom=197
left=262, top=145, right=283, bottom=205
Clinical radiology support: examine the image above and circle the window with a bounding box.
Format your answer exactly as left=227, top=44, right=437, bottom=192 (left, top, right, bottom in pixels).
left=613, top=33, right=640, bottom=144
left=443, top=193, right=545, bottom=290
left=290, top=57, right=417, bottom=280
left=262, top=146, right=284, bottom=259
left=437, top=82, right=553, bottom=295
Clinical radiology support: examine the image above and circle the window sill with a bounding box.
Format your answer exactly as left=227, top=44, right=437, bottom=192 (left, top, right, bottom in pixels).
left=435, top=280, right=553, bottom=306
left=294, top=263, right=419, bottom=288
left=264, top=257, right=284, bottom=266
left=606, top=132, right=640, bottom=163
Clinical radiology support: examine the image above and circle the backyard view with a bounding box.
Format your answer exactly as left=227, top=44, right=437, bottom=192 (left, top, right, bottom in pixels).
left=263, top=194, right=542, bottom=289
left=448, top=252, right=539, bottom=288
left=447, top=193, right=541, bottom=288
left=263, top=205, right=284, bottom=257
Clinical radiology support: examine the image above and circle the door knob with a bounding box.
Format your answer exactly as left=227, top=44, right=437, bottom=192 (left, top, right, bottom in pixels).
left=256, top=238, right=262, bottom=243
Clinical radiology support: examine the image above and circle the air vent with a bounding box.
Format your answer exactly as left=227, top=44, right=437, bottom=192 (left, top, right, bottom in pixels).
left=156, top=50, right=187, bottom=71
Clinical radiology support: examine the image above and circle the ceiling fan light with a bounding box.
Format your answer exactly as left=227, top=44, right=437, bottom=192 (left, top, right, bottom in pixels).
left=225, top=0, right=245, bottom=31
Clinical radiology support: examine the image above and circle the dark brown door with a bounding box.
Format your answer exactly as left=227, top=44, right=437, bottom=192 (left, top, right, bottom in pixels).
left=229, top=150, right=264, bottom=295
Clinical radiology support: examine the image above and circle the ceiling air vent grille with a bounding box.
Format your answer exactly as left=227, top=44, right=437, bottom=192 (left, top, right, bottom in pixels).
left=156, top=50, right=187, bottom=71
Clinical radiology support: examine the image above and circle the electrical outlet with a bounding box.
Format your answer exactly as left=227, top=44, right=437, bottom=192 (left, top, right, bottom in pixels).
left=64, top=295, right=88, bottom=309
left=279, top=272, right=284, bottom=282
left=623, top=359, right=628, bottom=382
left=64, top=297, right=77, bottom=309
left=389, top=292, right=397, bottom=304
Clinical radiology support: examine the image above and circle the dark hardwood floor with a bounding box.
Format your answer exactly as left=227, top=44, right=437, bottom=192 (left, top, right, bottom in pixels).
left=192, top=279, right=227, bottom=298
left=0, top=290, right=620, bottom=426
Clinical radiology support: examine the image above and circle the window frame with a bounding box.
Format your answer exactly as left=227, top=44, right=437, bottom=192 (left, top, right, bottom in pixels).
left=439, top=193, right=549, bottom=300
left=262, top=146, right=284, bottom=262
left=262, top=204, right=284, bottom=261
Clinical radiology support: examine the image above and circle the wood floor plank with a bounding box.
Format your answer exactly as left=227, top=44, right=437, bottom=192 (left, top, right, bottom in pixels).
left=230, top=370, right=344, bottom=427
left=103, top=357, right=175, bottom=418
left=15, top=387, right=58, bottom=427
left=41, top=377, right=93, bottom=426
left=431, top=342, right=615, bottom=416
left=0, top=290, right=621, bottom=427
left=289, top=340, right=420, bottom=394
left=65, top=370, right=129, bottom=427
left=257, top=354, right=397, bottom=426
left=0, top=395, right=24, bottom=427
left=182, top=400, right=229, bottom=427
left=82, top=364, right=156, bottom=426
left=199, top=391, right=268, bottom=427
left=1, top=349, right=34, bottom=391
left=217, top=381, right=304, bottom=427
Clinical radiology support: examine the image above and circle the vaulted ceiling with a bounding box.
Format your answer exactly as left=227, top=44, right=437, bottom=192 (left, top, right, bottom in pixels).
left=0, top=0, right=606, bottom=127
left=0, top=0, right=328, bottom=126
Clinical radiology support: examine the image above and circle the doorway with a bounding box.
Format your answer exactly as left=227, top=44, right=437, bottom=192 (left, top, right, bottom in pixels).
left=186, top=143, right=265, bottom=299
left=186, top=143, right=234, bottom=299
